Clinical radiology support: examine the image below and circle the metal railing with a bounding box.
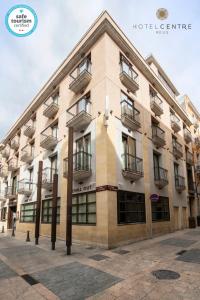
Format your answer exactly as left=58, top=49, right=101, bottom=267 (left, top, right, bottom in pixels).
left=173, top=140, right=183, bottom=154
left=186, top=151, right=193, bottom=164
left=122, top=153, right=143, bottom=174
left=152, top=125, right=165, bottom=140
left=5, top=186, right=17, bottom=197
left=64, top=151, right=92, bottom=175
left=120, top=60, right=139, bottom=83
left=150, top=94, right=163, bottom=108
left=21, top=144, right=34, bottom=157
left=18, top=179, right=33, bottom=192
left=66, top=99, right=91, bottom=122
left=175, top=175, right=185, bottom=189
left=70, top=57, right=91, bottom=81
left=154, top=167, right=168, bottom=182
left=171, top=114, right=180, bottom=124
left=121, top=100, right=140, bottom=123
left=42, top=167, right=57, bottom=184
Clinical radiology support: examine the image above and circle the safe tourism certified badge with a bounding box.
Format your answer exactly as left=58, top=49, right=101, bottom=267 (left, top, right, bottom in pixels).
left=5, top=5, right=38, bottom=37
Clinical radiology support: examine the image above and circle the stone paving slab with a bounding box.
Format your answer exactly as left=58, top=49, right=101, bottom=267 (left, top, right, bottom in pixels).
left=184, top=231, right=200, bottom=236
left=176, top=249, right=200, bottom=264
left=32, top=262, right=122, bottom=300
left=0, top=260, right=17, bottom=280
left=159, top=238, right=197, bottom=248
left=89, top=254, right=110, bottom=261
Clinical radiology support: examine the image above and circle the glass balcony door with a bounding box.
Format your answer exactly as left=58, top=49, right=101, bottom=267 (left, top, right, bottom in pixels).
left=122, top=135, right=136, bottom=170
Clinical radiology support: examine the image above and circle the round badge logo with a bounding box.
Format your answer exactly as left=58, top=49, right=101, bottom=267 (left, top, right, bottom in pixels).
left=5, top=5, right=38, bottom=37
left=156, top=8, right=168, bottom=20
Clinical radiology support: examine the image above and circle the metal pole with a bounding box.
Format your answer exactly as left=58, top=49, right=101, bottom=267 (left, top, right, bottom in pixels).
left=35, top=161, right=43, bottom=245
left=51, top=174, right=58, bottom=250
left=66, top=127, right=73, bottom=255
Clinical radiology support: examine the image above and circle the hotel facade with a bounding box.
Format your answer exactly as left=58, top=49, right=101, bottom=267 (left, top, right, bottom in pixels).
left=0, top=12, right=200, bottom=248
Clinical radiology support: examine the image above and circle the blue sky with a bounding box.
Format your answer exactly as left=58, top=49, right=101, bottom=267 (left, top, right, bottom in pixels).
left=0, top=0, right=199, bottom=139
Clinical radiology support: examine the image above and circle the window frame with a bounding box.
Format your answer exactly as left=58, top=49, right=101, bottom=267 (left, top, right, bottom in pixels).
left=72, top=192, right=96, bottom=225
left=151, top=196, right=170, bottom=222
left=41, top=198, right=60, bottom=224
left=20, top=202, right=36, bottom=223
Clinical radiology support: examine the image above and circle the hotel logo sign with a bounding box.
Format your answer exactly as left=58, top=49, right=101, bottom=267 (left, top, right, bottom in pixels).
left=133, top=8, right=192, bottom=34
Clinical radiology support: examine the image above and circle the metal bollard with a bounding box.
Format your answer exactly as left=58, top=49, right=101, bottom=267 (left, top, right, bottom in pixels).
left=1, top=226, right=4, bottom=233
left=26, top=231, right=30, bottom=242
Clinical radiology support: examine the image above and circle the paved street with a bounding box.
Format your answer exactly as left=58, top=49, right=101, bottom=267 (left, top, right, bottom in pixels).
left=0, top=228, right=200, bottom=300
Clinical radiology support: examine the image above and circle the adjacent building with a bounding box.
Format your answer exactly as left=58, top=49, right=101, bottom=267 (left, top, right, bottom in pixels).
left=0, top=11, right=199, bottom=248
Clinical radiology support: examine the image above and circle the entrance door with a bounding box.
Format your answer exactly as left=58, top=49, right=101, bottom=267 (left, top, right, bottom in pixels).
left=7, top=205, right=17, bottom=229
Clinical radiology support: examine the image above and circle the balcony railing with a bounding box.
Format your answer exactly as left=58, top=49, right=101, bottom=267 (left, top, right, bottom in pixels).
left=0, top=166, right=8, bottom=178
left=69, top=58, right=92, bottom=94
left=1, top=146, right=10, bottom=159
left=66, top=100, right=92, bottom=131
left=0, top=191, right=6, bottom=201
left=184, top=128, right=192, bottom=144
left=171, top=114, right=181, bottom=133
left=150, top=95, right=164, bottom=116
left=5, top=186, right=17, bottom=200
left=18, top=179, right=33, bottom=196
left=173, top=140, right=183, bottom=159
left=10, top=136, right=20, bottom=150
left=175, top=175, right=186, bottom=192
left=40, top=132, right=58, bottom=150
left=154, top=167, right=168, bottom=189
left=186, top=151, right=193, bottom=165
left=195, top=137, right=200, bottom=149
left=42, top=167, right=57, bottom=190
left=195, top=161, right=200, bottom=175
left=121, top=153, right=143, bottom=181
left=188, top=181, right=195, bottom=194
left=43, top=97, right=59, bottom=119
left=21, top=144, right=34, bottom=163
left=152, top=125, right=166, bottom=148
left=23, top=121, right=35, bottom=138
left=121, top=100, right=141, bottom=131
left=63, top=151, right=92, bottom=181
left=8, top=158, right=18, bottom=172
left=120, top=60, right=139, bottom=93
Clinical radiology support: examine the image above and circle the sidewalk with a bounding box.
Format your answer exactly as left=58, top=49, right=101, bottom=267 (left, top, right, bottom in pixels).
left=0, top=228, right=200, bottom=299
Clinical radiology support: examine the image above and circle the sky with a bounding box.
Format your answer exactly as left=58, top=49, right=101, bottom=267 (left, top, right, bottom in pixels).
left=0, top=0, right=200, bottom=140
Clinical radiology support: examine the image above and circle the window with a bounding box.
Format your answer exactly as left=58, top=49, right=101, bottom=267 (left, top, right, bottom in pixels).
left=41, top=198, right=60, bottom=224
left=50, top=155, right=58, bottom=181
left=153, top=152, right=160, bottom=180
left=51, top=124, right=58, bottom=138
left=77, top=94, right=90, bottom=114
left=120, top=54, right=138, bottom=80
left=1, top=207, right=7, bottom=221
left=72, top=192, right=96, bottom=225
left=20, top=202, right=36, bottom=223
left=117, top=191, right=146, bottom=224
left=151, top=196, right=170, bottom=222
left=12, top=176, right=17, bottom=195
left=122, top=134, right=137, bottom=171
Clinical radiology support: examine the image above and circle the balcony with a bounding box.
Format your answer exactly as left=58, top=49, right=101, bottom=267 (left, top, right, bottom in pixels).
left=122, top=153, right=143, bottom=181
left=152, top=125, right=166, bottom=148
left=0, top=191, right=6, bottom=202
left=150, top=95, right=164, bottom=116
left=66, top=99, right=92, bottom=131
left=10, top=136, right=20, bottom=150
left=5, top=186, right=17, bottom=200
left=171, top=114, right=181, bottom=133
left=195, top=162, right=200, bottom=176
left=173, top=141, right=183, bottom=160
left=43, top=98, right=59, bottom=119
left=23, top=121, right=35, bottom=138
left=188, top=181, right=195, bottom=194
left=121, top=100, right=141, bottom=131
left=42, top=167, right=57, bottom=190
left=195, top=137, right=200, bottom=149
left=175, top=175, right=186, bottom=193
left=186, top=151, right=193, bottom=165
left=63, top=151, right=92, bottom=181
left=154, top=167, right=168, bottom=189
left=69, top=58, right=91, bottom=94
left=18, top=179, right=33, bottom=196
left=193, top=119, right=199, bottom=129
left=20, top=144, right=34, bottom=163
left=120, top=62, right=139, bottom=94
left=184, top=128, right=192, bottom=144
left=8, top=158, right=18, bottom=172
left=1, top=146, right=10, bottom=159
left=0, top=166, right=8, bottom=178
left=40, top=132, right=58, bottom=150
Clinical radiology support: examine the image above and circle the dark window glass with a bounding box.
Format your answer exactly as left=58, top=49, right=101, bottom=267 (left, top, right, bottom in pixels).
left=72, top=192, right=96, bottom=225
left=20, top=202, right=36, bottom=223
left=117, top=191, right=146, bottom=224
left=41, top=198, right=60, bottom=224
left=151, top=196, right=170, bottom=222
left=1, top=207, right=7, bottom=221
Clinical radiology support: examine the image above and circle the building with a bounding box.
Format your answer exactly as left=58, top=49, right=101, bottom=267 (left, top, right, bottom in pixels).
left=0, top=11, right=200, bottom=248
